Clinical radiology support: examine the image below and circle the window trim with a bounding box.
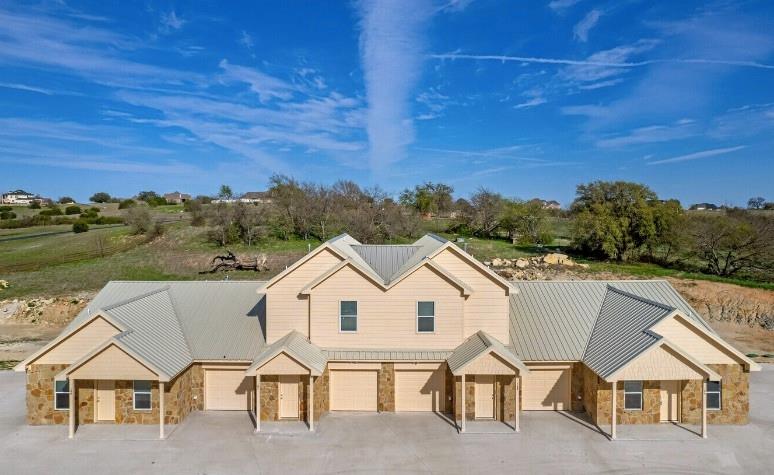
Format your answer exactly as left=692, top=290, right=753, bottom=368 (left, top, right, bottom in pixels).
left=338, top=300, right=358, bottom=333
left=706, top=381, right=722, bottom=411
left=623, top=380, right=643, bottom=411
left=416, top=301, right=435, bottom=334
left=54, top=380, right=69, bottom=411
left=133, top=380, right=152, bottom=411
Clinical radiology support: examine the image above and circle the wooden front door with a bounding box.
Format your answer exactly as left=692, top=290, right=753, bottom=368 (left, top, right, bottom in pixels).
left=96, top=380, right=115, bottom=421
left=474, top=376, right=495, bottom=419
left=279, top=375, right=299, bottom=419
left=660, top=380, right=680, bottom=422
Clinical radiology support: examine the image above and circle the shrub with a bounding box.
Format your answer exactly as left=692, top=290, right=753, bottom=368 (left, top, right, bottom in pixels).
left=64, top=205, right=82, bottom=215
left=89, top=206, right=100, bottom=213
left=57, top=196, right=75, bottom=204
left=28, top=201, right=41, bottom=209
left=39, top=206, right=63, bottom=216
left=0, top=211, right=16, bottom=220
left=0, top=206, right=11, bottom=212
left=72, top=221, right=89, bottom=233
left=118, top=199, right=136, bottom=209
left=124, top=207, right=152, bottom=234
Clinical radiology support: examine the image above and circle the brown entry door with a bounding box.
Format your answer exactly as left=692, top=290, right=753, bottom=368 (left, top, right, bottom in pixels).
left=96, top=380, right=115, bottom=421
left=660, top=380, right=680, bottom=422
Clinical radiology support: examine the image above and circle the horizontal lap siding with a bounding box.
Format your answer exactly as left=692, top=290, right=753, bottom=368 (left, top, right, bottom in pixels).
left=70, top=345, right=157, bottom=380
left=615, top=345, right=703, bottom=381
left=431, top=248, right=509, bottom=342
left=310, top=265, right=464, bottom=349
left=653, top=316, right=736, bottom=364
left=266, top=248, right=343, bottom=343
left=37, top=317, right=120, bottom=364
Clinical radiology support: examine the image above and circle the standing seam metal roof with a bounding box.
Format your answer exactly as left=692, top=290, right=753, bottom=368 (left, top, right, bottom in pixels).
left=581, top=287, right=674, bottom=379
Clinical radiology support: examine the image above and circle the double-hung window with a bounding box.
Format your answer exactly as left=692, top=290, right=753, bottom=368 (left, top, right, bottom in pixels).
left=417, top=301, right=435, bottom=333
left=623, top=381, right=643, bottom=410
left=133, top=380, right=152, bottom=410
left=54, top=380, right=69, bottom=410
left=706, top=381, right=722, bottom=410
left=340, top=301, right=358, bottom=332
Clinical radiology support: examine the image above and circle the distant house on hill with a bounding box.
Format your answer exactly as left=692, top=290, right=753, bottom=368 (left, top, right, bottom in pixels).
left=528, top=198, right=561, bottom=210
left=239, top=191, right=272, bottom=204
left=164, top=192, right=191, bottom=204
left=1, top=189, right=38, bottom=205
left=689, top=203, right=719, bottom=211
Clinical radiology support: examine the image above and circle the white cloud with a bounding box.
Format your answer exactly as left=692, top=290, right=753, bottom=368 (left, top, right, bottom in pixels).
left=160, top=10, right=186, bottom=33
left=239, top=31, right=254, bottom=50
left=218, top=59, right=296, bottom=102
left=573, top=9, right=602, bottom=42
left=549, top=0, right=582, bottom=13
left=0, top=82, right=54, bottom=95
left=648, top=145, right=746, bottom=165
left=357, top=0, right=433, bottom=172
left=595, top=120, right=698, bottom=148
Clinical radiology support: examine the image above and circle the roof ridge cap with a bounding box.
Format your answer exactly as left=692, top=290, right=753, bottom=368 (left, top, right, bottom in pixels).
left=164, top=288, right=194, bottom=359
left=101, top=286, right=171, bottom=311
left=581, top=286, right=614, bottom=360
left=606, top=285, right=676, bottom=311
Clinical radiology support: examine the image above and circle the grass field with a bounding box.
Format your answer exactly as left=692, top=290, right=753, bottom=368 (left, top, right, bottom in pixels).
left=0, top=214, right=771, bottom=299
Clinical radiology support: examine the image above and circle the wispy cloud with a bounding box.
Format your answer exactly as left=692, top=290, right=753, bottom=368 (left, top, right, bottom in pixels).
left=595, top=120, right=697, bottom=148
left=159, top=10, right=186, bottom=33
left=430, top=51, right=774, bottom=70
left=357, top=0, right=434, bottom=172
left=218, top=59, right=296, bottom=102
left=573, top=9, right=602, bottom=42
left=549, top=0, right=582, bottom=13
left=0, top=82, right=54, bottom=95
left=648, top=145, right=746, bottom=165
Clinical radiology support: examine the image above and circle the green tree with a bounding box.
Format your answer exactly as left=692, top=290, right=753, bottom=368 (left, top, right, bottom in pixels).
left=90, top=192, right=111, bottom=203
left=570, top=181, right=659, bottom=261
left=118, top=199, right=136, bottom=209
left=499, top=199, right=553, bottom=245
left=57, top=196, right=75, bottom=204
left=399, top=182, right=455, bottom=217
left=72, top=221, right=89, bottom=233
left=747, top=196, right=766, bottom=209
left=218, top=185, right=234, bottom=200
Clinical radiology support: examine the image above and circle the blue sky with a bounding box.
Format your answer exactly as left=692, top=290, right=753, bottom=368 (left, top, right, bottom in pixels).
left=1, top=0, right=773, bottom=206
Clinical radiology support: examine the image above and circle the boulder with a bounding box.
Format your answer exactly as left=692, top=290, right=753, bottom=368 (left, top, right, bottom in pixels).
left=543, top=253, right=570, bottom=265
left=515, top=258, right=529, bottom=269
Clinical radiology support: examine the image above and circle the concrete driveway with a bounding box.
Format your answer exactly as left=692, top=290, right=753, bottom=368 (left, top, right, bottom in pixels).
left=1, top=368, right=773, bottom=474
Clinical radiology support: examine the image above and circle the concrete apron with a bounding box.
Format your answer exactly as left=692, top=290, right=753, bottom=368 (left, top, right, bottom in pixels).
left=69, top=423, right=179, bottom=441
left=614, top=422, right=705, bottom=441
left=462, top=420, right=518, bottom=434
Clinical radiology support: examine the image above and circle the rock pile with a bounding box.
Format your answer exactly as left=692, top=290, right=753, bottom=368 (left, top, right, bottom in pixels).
left=484, top=253, right=589, bottom=280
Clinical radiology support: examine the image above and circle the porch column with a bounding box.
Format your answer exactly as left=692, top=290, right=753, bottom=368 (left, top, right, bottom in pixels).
left=460, top=374, right=466, bottom=433
left=159, top=381, right=165, bottom=439
left=309, top=375, right=314, bottom=431
left=255, top=373, right=261, bottom=432
left=68, top=377, right=75, bottom=439
left=701, top=379, right=707, bottom=439
left=514, top=376, right=520, bottom=432
left=610, top=380, right=617, bottom=440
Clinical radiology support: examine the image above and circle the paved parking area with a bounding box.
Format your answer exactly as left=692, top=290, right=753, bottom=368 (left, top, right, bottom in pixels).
left=1, top=368, right=772, bottom=474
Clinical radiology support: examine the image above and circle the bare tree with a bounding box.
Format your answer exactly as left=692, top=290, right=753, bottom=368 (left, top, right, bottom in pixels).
left=470, top=188, right=503, bottom=237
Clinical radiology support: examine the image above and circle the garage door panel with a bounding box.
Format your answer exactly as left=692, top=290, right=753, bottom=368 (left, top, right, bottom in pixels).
left=330, top=370, right=377, bottom=411
left=522, top=367, right=571, bottom=411
left=395, top=369, right=445, bottom=412
left=206, top=369, right=251, bottom=410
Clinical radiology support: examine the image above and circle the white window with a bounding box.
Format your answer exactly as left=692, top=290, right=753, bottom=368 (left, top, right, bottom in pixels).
left=706, top=381, right=721, bottom=410
left=340, top=301, right=357, bottom=332
left=623, top=381, right=643, bottom=410
left=54, top=380, right=69, bottom=410
left=133, top=380, right=152, bottom=410
left=417, top=301, right=435, bottom=333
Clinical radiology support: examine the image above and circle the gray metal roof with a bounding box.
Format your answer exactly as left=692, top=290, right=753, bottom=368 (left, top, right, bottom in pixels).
left=509, top=280, right=713, bottom=361
left=327, top=233, right=447, bottom=285
left=105, top=288, right=192, bottom=378
left=247, top=331, right=327, bottom=375
left=67, top=281, right=267, bottom=376
left=323, top=348, right=453, bottom=361
left=447, top=330, right=529, bottom=374
left=582, top=287, right=673, bottom=379
left=350, top=245, right=421, bottom=282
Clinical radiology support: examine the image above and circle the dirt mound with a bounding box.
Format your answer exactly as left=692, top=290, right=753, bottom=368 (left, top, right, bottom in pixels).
left=668, top=278, right=774, bottom=330
left=1, top=295, right=89, bottom=326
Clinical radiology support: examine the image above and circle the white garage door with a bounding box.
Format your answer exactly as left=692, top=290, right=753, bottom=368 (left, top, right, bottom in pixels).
left=395, top=369, right=445, bottom=412
left=330, top=370, right=377, bottom=411
left=205, top=369, right=250, bottom=410
left=521, top=366, right=571, bottom=410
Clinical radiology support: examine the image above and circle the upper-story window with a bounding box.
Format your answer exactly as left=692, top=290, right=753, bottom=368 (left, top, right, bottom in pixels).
left=340, top=300, right=358, bottom=332
left=417, top=301, right=435, bottom=333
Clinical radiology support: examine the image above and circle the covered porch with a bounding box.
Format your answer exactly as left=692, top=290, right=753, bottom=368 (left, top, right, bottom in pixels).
left=446, top=331, right=530, bottom=433
left=245, top=331, right=327, bottom=432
